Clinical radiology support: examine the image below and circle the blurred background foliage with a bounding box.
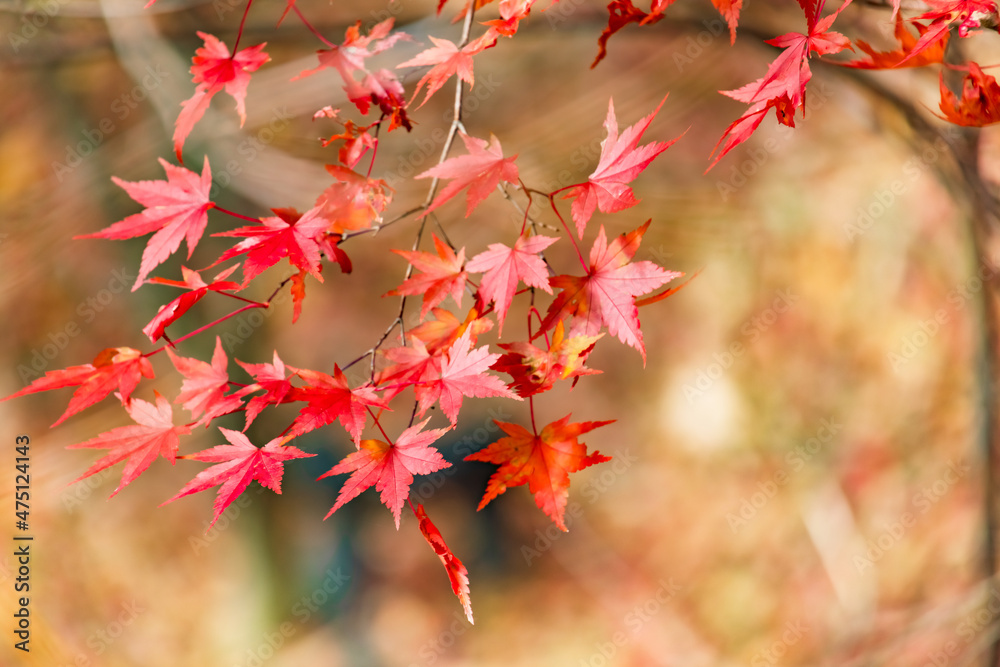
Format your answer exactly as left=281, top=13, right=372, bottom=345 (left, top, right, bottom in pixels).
left=1, top=0, right=999, bottom=665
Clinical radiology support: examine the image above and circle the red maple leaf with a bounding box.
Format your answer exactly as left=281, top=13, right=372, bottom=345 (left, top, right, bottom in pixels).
left=167, top=336, right=243, bottom=425
left=314, top=164, right=391, bottom=236
left=212, top=206, right=335, bottom=284
left=397, top=32, right=497, bottom=108
left=386, top=234, right=468, bottom=319
left=493, top=320, right=602, bottom=397
left=3, top=347, right=154, bottom=427
left=143, top=265, right=241, bottom=343
left=319, top=418, right=451, bottom=527
left=708, top=0, right=853, bottom=170
left=161, top=429, right=314, bottom=528
left=540, top=221, right=682, bottom=363
left=563, top=97, right=677, bottom=237
left=174, top=32, right=270, bottom=160
left=415, top=503, right=473, bottom=623
left=840, top=13, right=949, bottom=69
left=902, top=0, right=998, bottom=65
left=76, top=157, right=214, bottom=292
left=68, top=392, right=191, bottom=497
left=413, top=329, right=521, bottom=425
left=466, top=234, right=555, bottom=334
left=287, top=365, right=387, bottom=444
left=416, top=133, right=519, bottom=218
left=938, top=62, right=1000, bottom=126
left=591, top=0, right=665, bottom=69
left=465, top=415, right=612, bottom=530
left=234, top=350, right=297, bottom=430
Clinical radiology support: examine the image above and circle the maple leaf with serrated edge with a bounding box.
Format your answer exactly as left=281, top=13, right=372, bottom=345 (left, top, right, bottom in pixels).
left=234, top=351, right=297, bottom=430
left=466, top=234, right=556, bottom=334
left=414, top=329, right=521, bottom=425
left=591, top=0, right=665, bottom=68
left=563, top=97, right=677, bottom=238
left=143, top=265, right=241, bottom=343
left=540, top=221, right=682, bottom=363
left=287, top=365, right=387, bottom=444
left=76, top=157, right=214, bottom=292
left=377, top=337, right=440, bottom=404
left=396, top=32, right=497, bottom=108
left=493, top=320, right=602, bottom=397
left=212, top=206, right=334, bottom=285
left=320, top=418, right=451, bottom=528
left=840, top=13, right=949, bottom=69
left=465, top=415, right=612, bottom=530
left=901, top=0, right=998, bottom=65
left=3, top=347, right=154, bottom=427
left=161, top=428, right=314, bottom=529
left=937, top=62, right=1000, bottom=126
left=167, top=336, right=243, bottom=426
left=416, top=133, right=519, bottom=218
left=707, top=0, right=853, bottom=171
left=68, top=392, right=191, bottom=497
left=386, top=235, right=468, bottom=319
left=415, top=503, right=474, bottom=623
left=174, top=32, right=269, bottom=160
left=315, top=165, right=391, bottom=236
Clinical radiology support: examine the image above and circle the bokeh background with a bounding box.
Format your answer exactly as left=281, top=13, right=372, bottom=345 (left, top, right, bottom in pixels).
left=3, top=0, right=1000, bottom=665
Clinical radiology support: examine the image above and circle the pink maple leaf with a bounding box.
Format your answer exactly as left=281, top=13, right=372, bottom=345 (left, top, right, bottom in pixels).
left=563, top=97, right=677, bottom=237
left=167, top=336, right=243, bottom=425
left=319, top=418, right=451, bottom=527
left=415, top=133, right=519, bottom=218
left=234, top=350, right=297, bottom=430
left=76, top=157, right=214, bottom=291
left=161, top=429, right=314, bottom=528
left=466, top=234, right=556, bottom=334
left=68, top=392, right=191, bottom=497
left=396, top=32, right=497, bottom=108
left=386, top=234, right=468, bottom=319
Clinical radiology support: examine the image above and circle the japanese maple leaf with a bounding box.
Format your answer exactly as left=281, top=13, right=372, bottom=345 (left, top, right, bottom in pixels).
left=591, top=0, right=665, bottom=68
left=320, top=418, right=451, bottom=528
left=143, top=265, right=241, bottom=342
left=493, top=321, right=602, bottom=397
left=466, top=234, right=556, bottom=334
left=563, top=97, right=677, bottom=237
left=840, top=13, right=949, bottom=69
left=540, top=221, right=682, bottom=362
left=938, top=62, right=1000, bottom=126
left=415, top=503, right=473, bottom=623
left=465, top=415, right=612, bottom=530
left=68, top=392, right=191, bottom=497
left=409, top=307, right=494, bottom=353
left=483, top=0, right=537, bottom=36
left=161, top=429, right=314, bottom=529
left=174, top=32, right=270, bottom=160
left=212, top=205, right=334, bottom=284
left=167, top=336, right=243, bottom=425
left=377, top=337, right=441, bottom=402
left=413, top=329, right=521, bottom=425
left=708, top=0, right=853, bottom=170
left=3, top=347, right=154, bottom=427
left=76, top=157, right=214, bottom=291
left=386, top=235, right=468, bottom=319
left=234, top=351, right=297, bottom=430
left=902, top=0, right=998, bottom=65
left=286, top=365, right=387, bottom=444
left=416, top=133, right=519, bottom=218
left=397, top=32, right=496, bottom=108
left=314, top=164, right=391, bottom=235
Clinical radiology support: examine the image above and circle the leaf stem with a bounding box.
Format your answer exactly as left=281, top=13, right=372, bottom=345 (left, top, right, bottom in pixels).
left=214, top=205, right=260, bottom=224
left=232, top=0, right=255, bottom=53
